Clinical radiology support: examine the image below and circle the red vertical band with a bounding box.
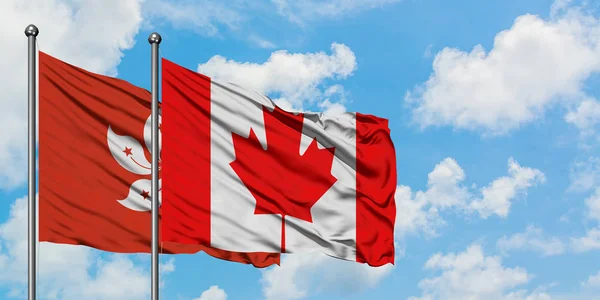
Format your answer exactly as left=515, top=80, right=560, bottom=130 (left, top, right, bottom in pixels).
left=161, top=58, right=212, bottom=245
left=355, top=113, right=397, bottom=266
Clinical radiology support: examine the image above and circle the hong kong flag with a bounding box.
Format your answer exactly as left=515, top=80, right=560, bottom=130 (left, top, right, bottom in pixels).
left=38, top=51, right=279, bottom=267
left=161, top=59, right=397, bottom=266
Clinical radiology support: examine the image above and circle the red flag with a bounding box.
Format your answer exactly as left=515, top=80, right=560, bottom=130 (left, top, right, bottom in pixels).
left=38, top=51, right=279, bottom=267
left=161, top=59, right=396, bottom=266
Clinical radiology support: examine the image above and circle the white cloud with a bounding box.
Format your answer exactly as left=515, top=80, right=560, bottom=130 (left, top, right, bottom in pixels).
left=550, top=0, right=573, bottom=17
left=0, top=196, right=174, bottom=299
left=197, top=43, right=357, bottom=111
left=571, top=228, right=600, bottom=253
left=247, top=35, right=277, bottom=49
left=585, top=188, right=600, bottom=222
left=318, top=99, right=347, bottom=115
left=569, top=157, right=600, bottom=192
left=260, top=252, right=393, bottom=300
left=424, top=44, right=434, bottom=58
left=0, top=0, right=144, bottom=189
left=143, top=0, right=244, bottom=37
left=570, top=188, right=600, bottom=253
left=75, top=256, right=150, bottom=300
left=409, top=244, right=547, bottom=300
left=582, top=270, right=600, bottom=289
left=504, top=289, right=553, bottom=300
left=316, top=85, right=349, bottom=115
left=406, top=2, right=600, bottom=135
left=160, top=257, right=176, bottom=273
left=272, top=0, right=401, bottom=24
left=394, top=158, right=467, bottom=238
left=396, top=157, right=545, bottom=238
left=394, top=184, right=445, bottom=238
left=159, top=257, right=176, bottom=288
left=419, top=157, right=470, bottom=209
left=565, top=97, right=600, bottom=138
left=469, top=158, right=546, bottom=218
left=194, top=285, right=228, bottom=300
left=496, top=225, right=566, bottom=256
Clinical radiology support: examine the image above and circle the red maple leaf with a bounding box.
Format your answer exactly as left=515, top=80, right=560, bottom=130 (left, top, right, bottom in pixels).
left=230, top=106, right=337, bottom=252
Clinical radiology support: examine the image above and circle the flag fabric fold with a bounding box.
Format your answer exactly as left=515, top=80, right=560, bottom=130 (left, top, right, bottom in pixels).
left=161, top=58, right=397, bottom=267
left=38, top=51, right=279, bottom=268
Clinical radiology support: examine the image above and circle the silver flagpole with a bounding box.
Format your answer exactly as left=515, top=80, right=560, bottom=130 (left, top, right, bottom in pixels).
left=25, top=24, right=39, bottom=300
left=148, top=32, right=162, bottom=300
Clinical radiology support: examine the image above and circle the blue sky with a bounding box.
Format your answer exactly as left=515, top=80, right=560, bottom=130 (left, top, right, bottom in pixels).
left=1, top=0, right=600, bottom=299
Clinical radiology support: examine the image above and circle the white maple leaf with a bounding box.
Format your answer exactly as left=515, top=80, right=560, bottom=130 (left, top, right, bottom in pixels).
left=107, top=114, right=162, bottom=211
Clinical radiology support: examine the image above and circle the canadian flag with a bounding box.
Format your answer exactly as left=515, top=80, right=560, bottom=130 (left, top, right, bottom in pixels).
left=161, top=59, right=397, bottom=266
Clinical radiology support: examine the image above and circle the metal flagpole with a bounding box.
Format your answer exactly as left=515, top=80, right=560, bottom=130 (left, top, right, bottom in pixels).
left=25, top=24, right=39, bottom=300
left=148, top=32, right=162, bottom=300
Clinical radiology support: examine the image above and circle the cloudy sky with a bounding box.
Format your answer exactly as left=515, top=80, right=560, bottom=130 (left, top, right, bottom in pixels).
left=1, top=0, right=600, bottom=299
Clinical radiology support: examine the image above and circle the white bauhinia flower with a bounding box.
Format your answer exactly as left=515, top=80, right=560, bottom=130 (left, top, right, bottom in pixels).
left=107, top=114, right=162, bottom=211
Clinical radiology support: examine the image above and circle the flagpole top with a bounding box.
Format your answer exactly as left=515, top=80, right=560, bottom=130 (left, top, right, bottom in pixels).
left=148, top=32, right=162, bottom=45
left=24, top=24, right=39, bottom=37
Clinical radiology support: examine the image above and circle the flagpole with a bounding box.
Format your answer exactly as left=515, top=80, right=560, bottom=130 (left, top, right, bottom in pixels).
left=25, top=24, right=39, bottom=300
left=149, top=32, right=162, bottom=300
